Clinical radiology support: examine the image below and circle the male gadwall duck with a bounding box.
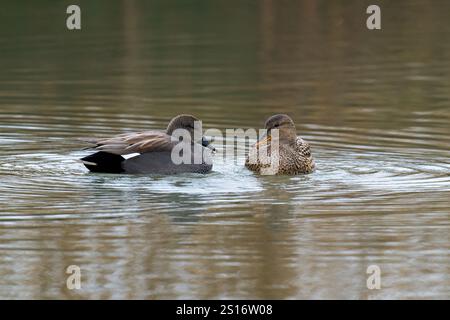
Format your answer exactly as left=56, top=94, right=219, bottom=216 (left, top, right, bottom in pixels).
left=80, top=114, right=213, bottom=174
left=245, top=114, right=315, bottom=175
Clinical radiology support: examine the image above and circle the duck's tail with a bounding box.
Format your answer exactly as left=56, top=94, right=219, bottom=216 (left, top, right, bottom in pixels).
left=80, top=152, right=125, bottom=173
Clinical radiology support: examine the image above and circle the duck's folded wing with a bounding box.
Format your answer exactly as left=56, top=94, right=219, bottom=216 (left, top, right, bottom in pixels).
left=82, top=131, right=174, bottom=155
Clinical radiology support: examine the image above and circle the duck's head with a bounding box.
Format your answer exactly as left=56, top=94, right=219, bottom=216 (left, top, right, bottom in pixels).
left=256, top=114, right=297, bottom=147
left=166, top=114, right=212, bottom=148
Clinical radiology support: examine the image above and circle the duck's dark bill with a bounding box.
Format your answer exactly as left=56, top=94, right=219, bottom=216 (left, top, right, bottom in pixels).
left=202, top=136, right=216, bottom=152
left=201, top=136, right=211, bottom=147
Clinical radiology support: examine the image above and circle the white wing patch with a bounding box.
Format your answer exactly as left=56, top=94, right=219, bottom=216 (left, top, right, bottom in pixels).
left=123, top=153, right=141, bottom=160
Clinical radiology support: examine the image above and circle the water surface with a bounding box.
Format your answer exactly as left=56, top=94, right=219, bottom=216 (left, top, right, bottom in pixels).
left=0, top=0, right=449, bottom=299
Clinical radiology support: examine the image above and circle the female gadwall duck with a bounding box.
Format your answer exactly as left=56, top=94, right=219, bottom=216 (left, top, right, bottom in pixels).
left=245, top=114, right=315, bottom=175
left=80, top=114, right=213, bottom=174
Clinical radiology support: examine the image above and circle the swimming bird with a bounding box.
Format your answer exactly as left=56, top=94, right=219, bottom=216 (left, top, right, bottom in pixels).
left=245, top=114, right=315, bottom=175
left=80, top=114, right=213, bottom=174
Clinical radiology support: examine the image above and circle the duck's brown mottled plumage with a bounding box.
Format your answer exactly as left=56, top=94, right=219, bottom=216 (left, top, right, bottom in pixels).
left=245, top=114, right=315, bottom=175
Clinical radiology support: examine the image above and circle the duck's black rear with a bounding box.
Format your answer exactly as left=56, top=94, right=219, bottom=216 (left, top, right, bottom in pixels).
left=80, top=152, right=125, bottom=173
